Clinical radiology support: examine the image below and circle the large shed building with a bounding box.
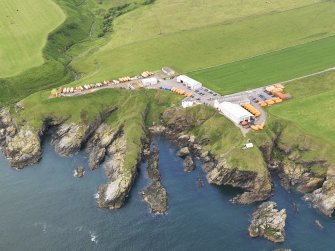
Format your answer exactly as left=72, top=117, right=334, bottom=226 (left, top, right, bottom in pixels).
left=214, top=101, right=254, bottom=124
left=176, top=75, right=202, bottom=90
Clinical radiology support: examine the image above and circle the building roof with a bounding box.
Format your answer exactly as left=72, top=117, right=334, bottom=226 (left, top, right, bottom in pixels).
left=141, top=77, right=157, bottom=83
left=219, top=102, right=254, bottom=119
left=177, top=75, right=202, bottom=87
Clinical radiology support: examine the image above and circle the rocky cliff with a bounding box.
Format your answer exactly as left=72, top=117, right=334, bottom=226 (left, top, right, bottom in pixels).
left=0, top=109, right=41, bottom=168
left=97, top=132, right=140, bottom=209
left=160, top=107, right=273, bottom=204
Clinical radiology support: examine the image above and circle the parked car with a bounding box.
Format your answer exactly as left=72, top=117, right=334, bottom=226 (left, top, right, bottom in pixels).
left=259, top=94, right=267, bottom=100
left=252, top=98, right=259, bottom=103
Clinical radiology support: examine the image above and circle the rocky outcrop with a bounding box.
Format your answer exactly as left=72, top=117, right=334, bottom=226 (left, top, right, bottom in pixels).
left=183, top=155, right=195, bottom=172
left=147, top=146, right=161, bottom=181
left=74, top=166, right=85, bottom=178
left=177, top=147, right=190, bottom=158
left=86, top=123, right=123, bottom=170
left=279, top=159, right=326, bottom=193
left=304, top=177, right=335, bottom=217
left=98, top=133, right=139, bottom=209
left=2, top=126, right=41, bottom=168
left=142, top=146, right=168, bottom=214
left=142, top=181, right=168, bottom=214
left=0, top=108, right=42, bottom=168
left=249, top=201, right=287, bottom=243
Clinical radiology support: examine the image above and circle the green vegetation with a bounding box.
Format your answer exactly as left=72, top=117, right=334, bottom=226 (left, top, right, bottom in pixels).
left=189, top=35, right=335, bottom=95
left=269, top=70, right=335, bottom=147
left=72, top=1, right=335, bottom=86
left=13, top=88, right=181, bottom=171
left=0, top=0, right=65, bottom=77
left=0, top=0, right=155, bottom=106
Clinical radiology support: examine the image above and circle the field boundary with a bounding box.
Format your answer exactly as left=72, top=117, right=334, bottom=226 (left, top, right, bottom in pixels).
left=277, top=67, right=335, bottom=85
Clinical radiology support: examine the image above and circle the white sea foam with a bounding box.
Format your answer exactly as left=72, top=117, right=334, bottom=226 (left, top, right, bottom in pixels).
left=89, top=231, right=98, bottom=244
left=94, top=193, right=100, bottom=199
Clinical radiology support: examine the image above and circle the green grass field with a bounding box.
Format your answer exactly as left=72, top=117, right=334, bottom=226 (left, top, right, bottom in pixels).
left=0, top=0, right=65, bottom=77
left=269, top=70, right=335, bottom=146
left=71, top=1, right=335, bottom=86
left=2, top=0, right=335, bottom=106
left=189, top=35, right=335, bottom=94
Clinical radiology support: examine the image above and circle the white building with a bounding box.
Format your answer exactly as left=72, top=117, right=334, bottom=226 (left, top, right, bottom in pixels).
left=182, top=100, right=194, bottom=108
left=141, top=77, right=158, bottom=86
left=214, top=101, right=254, bottom=124
left=176, top=75, right=202, bottom=90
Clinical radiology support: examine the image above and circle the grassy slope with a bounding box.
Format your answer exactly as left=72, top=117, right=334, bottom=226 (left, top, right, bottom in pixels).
left=72, top=1, right=335, bottom=85
left=189, top=35, right=335, bottom=94
left=0, top=0, right=149, bottom=105
left=0, top=0, right=65, bottom=77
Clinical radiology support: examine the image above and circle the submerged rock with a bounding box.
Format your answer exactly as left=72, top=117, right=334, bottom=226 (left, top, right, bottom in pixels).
left=249, top=201, right=287, bottom=243
left=304, top=178, right=335, bottom=217
left=74, top=166, right=85, bottom=178
left=183, top=155, right=195, bottom=172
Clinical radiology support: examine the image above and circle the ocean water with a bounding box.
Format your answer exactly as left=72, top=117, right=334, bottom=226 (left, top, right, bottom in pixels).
left=0, top=136, right=334, bottom=251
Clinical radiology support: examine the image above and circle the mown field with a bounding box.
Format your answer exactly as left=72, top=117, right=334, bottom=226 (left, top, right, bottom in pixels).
left=72, top=1, right=335, bottom=86
left=0, top=0, right=65, bottom=77
left=189, top=35, right=335, bottom=94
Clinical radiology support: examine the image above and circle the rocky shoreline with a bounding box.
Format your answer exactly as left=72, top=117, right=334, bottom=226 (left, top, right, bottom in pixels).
left=1, top=106, right=335, bottom=227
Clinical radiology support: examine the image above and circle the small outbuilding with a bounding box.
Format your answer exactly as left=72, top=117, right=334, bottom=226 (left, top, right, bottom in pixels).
left=176, top=75, right=202, bottom=90
left=214, top=101, right=254, bottom=124
left=141, top=77, right=158, bottom=86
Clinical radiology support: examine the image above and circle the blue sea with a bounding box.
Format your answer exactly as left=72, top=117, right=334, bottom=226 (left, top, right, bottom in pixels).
left=0, top=136, right=334, bottom=250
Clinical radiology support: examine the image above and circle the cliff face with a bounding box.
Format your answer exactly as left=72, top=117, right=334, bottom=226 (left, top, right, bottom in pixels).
left=86, top=123, right=123, bottom=170
left=257, top=121, right=333, bottom=217
left=199, top=149, right=272, bottom=204
left=0, top=109, right=41, bottom=168
left=97, top=132, right=139, bottom=209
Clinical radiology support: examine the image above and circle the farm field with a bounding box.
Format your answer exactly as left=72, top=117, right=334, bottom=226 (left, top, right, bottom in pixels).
left=0, top=0, right=65, bottom=77
left=189, top=35, right=335, bottom=95
left=72, top=1, right=335, bottom=86
left=269, top=70, right=335, bottom=146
